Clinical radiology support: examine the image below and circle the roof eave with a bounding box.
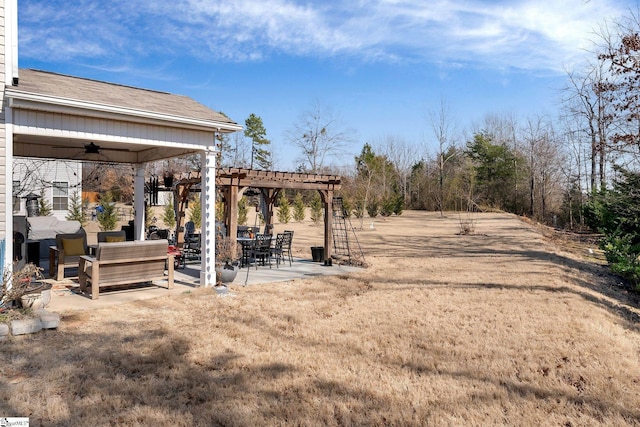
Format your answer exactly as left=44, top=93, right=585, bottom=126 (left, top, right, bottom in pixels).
left=5, top=89, right=243, bottom=133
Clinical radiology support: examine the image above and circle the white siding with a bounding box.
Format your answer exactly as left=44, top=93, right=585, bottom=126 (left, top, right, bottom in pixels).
left=12, top=159, right=82, bottom=221
left=12, top=110, right=214, bottom=147
left=0, top=0, right=7, bottom=240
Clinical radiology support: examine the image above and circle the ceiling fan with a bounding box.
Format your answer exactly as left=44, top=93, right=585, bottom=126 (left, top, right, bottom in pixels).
left=70, top=142, right=130, bottom=162
left=72, top=142, right=109, bottom=162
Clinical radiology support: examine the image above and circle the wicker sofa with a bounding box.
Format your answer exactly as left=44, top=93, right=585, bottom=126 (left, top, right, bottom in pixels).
left=78, top=240, right=174, bottom=300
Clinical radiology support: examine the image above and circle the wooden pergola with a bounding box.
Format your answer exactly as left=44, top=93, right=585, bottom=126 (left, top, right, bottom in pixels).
left=174, top=168, right=342, bottom=262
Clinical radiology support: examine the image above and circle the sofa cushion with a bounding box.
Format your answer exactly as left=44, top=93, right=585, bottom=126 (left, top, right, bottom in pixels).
left=105, top=235, right=125, bottom=242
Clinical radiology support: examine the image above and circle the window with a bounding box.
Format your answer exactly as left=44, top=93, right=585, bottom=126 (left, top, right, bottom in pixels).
left=12, top=180, right=20, bottom=212
left=53, top=182, right=69, bottom=211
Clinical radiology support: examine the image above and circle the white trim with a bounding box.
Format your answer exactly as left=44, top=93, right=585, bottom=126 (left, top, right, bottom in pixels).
left=5, top=0, right=18, bottom=86
left=5, top=106, right=14, bottom=272
left=5, top=91, right=243, bottom=133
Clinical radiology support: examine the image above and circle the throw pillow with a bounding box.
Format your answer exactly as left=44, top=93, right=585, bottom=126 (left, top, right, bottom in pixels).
left=105, top=235, right=125, bottom=242
left=62, top=237, right=85, bottom=256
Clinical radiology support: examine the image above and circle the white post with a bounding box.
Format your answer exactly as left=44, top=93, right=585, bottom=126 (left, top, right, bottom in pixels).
left=200, top=149, right=216, bottom=287
left=4, top=107, right=13, bottom=276
left=134, top=165, right=146, bottom=241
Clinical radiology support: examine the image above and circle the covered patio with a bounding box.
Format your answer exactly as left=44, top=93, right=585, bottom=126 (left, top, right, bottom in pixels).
left=3, top=68, right=241, bottom=287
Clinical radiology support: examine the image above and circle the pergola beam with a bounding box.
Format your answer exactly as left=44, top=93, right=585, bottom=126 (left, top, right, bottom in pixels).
left=178, top=168, right=342, bottom=262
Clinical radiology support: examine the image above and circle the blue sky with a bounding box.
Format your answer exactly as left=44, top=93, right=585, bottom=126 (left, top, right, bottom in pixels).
left=17, top=0, right=635, bottom=170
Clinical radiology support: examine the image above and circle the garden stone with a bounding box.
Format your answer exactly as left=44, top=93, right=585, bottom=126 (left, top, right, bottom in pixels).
left=0, top=323, right=9, bottom=338
left=11, top=318, right=42, bottom=336
left=40, top=311, right=60, bottom=329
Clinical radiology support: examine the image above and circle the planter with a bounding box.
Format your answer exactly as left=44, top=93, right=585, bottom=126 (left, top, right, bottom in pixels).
left=311, top=246, right=324, bottom=262
left=163, top=175, right=174, bottom=188
left=20, top=282, right=52, bottom=311
left=216, top=262, right=239, bottom=284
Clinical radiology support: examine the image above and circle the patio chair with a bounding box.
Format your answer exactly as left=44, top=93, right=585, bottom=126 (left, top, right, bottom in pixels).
left=271, top=233, right=291, bottom=267
left=97, top=230, right=127, bottom=243
left=247, top=234, right=272, bottom=269
left=183, top=233, right=201, bottom=262
left=49, top=230, right=89, bottom=280
left=283, top=230, right=294, bottom=265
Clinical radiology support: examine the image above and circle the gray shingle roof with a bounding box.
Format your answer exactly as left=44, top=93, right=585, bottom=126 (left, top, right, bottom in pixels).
left=13, top=69, right=238, bottom=127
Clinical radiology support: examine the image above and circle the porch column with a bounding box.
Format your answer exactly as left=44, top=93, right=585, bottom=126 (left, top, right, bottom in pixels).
left=200, top=149, right=216, bottom=287
left=3, top=106, right=13, bottom=275
left=134, top=165, right=145, bottom=241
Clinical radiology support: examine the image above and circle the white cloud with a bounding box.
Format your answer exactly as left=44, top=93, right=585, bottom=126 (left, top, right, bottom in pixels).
left=18, top=0, right=631, bottom=73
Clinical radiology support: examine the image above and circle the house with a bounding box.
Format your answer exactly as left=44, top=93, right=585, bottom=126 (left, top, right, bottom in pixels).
left=12, top=158, right=83, bottom=220
left=0, top=0, right=242, bottom=285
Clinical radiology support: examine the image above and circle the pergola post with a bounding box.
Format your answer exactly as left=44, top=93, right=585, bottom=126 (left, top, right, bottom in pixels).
left=200, top=149, right=216, bottom=287
left=228, top=182, right=238, bottom=240
left=261, top=188, right=279, bottom=234
left=323, top=191, right=333, bottom=262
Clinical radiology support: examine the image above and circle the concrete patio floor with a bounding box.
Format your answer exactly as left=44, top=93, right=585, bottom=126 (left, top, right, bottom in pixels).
left=40, top=257, right=363, bottom=313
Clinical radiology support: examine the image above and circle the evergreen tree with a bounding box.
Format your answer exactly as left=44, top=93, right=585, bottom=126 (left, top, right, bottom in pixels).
left=237, top=196, right=248, bottom=225
left=97, top=192, right=118, bottom=231
left=293, top=192, right=306, bottom=222
left=189, top=195, right=202, bottom=230
left=38, top=188, right=53, bottom=216
left=465, top=132, right=525, bottom=211
left=277, top=192, right=292, bottom=224
left=310, top=193, right=323, bottom=224
left=162, top=195, right=176, bottom=231
left=66, top=190, right=87, bottom=227
left=145, top=203, right=154, bottom=231
left=244, top=113, right=272, bottom=170
left=585, top=166, right=640, bottom=289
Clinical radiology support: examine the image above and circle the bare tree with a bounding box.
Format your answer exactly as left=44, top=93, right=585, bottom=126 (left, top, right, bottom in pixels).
left=428, top=99, right=459, bottom=216
left=562, top=62, right=612, bottom=193
left=286, top=100, right=354, bottom=173
left=376, top=135, right=418, bottom=205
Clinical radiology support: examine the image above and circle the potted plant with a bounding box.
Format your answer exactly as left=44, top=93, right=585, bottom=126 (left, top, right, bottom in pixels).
left=1, top=263, right=51, bottom=313
left=162, top=172, right=174, bottom=188
left=215, top=236, right=242, bottom=285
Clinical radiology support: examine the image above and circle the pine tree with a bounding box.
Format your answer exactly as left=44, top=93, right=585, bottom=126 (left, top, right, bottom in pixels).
left=66, top=191, right=87, bottom=227
left=162, top=195, right=176, bottom=231
left=238, top=196, right=248, bottom=225
left=38, top=189, right=53, bottom=216
left=189, top=195, right=202, bottom=230
left=244, top=113, right=272, bottom=169
left=277, top=192, right=291, bottom=224
left=293, top=192, right=306, bottom=222
left=97, top=192, right=118, bottom=231
left=310, top=193, right=323, bottom=225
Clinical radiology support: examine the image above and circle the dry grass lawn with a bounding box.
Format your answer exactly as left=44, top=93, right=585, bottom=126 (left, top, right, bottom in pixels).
left=1, top=211, right=639, bottom=426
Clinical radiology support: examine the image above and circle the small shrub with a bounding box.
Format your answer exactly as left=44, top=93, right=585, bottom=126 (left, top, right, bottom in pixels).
left=237, top=197, right=248, bottom=225
left=277, top=192, right=291, bottom=224
left=162, top=195, right=176, bottom=229
left=98, top=192, right=118, bottom=231
left=293, top=193, right=306, bottom=222
left=366, top=200, right=379, bottom=218
left=310, top=193, right=323, bottom=224
left=66, top=190, right=87, bottom=227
